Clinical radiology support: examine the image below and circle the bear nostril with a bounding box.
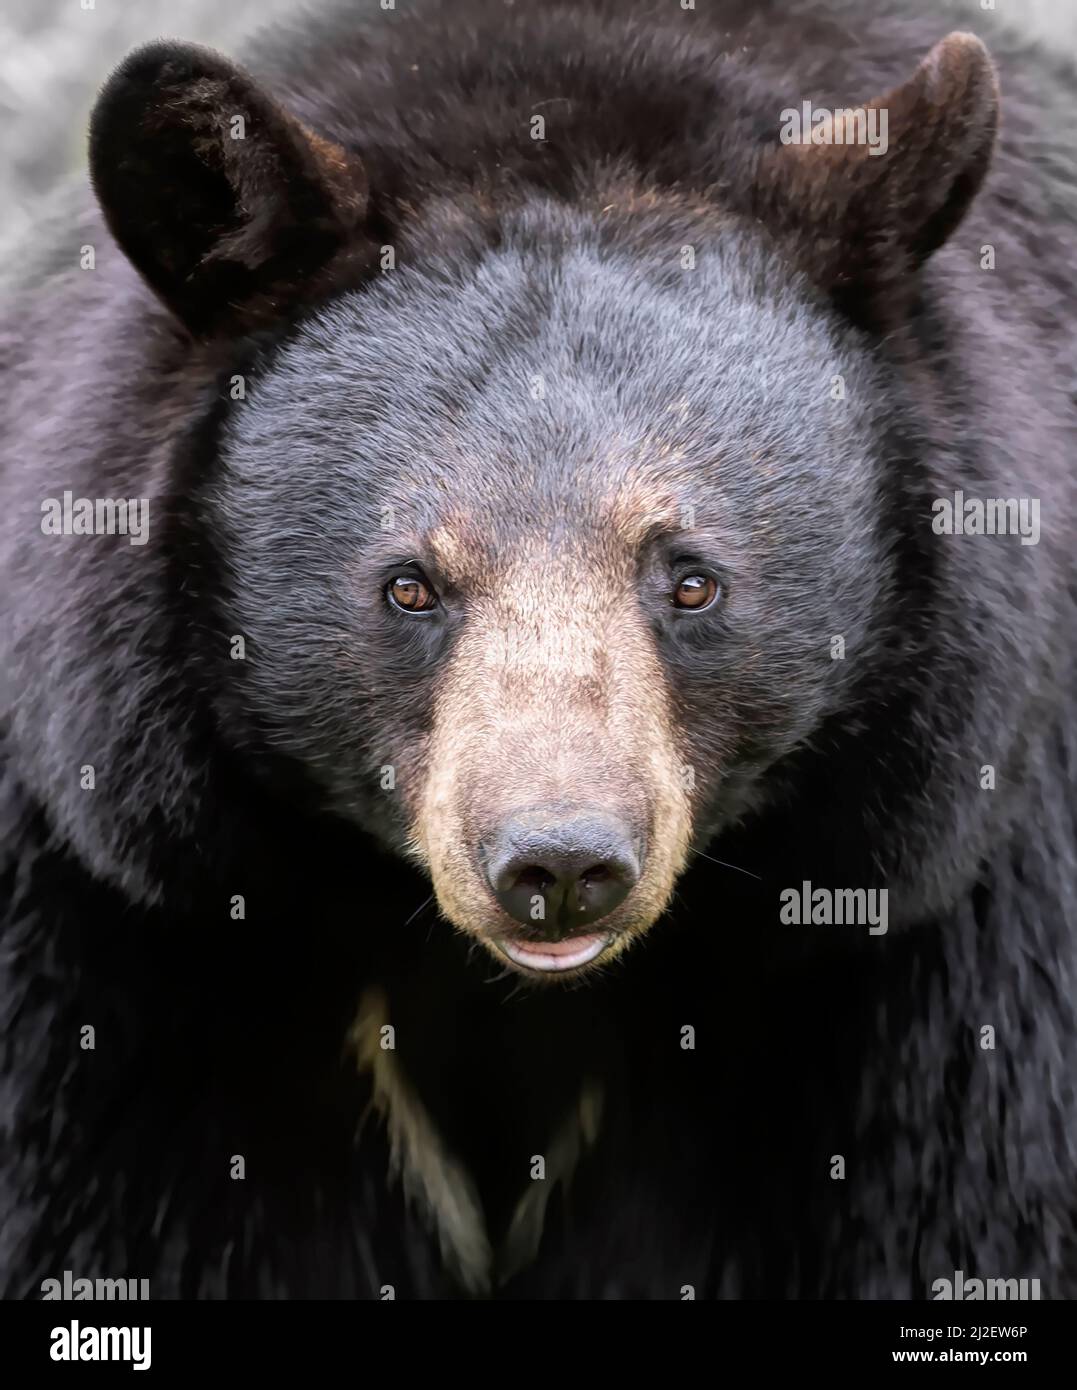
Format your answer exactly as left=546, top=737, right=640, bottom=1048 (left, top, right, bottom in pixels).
left=514, top=865, right=557, bottom=893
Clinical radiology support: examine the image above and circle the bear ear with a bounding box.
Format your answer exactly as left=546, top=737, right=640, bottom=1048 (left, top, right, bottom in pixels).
left=89, top=41, right=370, bottom=337
left=767, top=32, right=999, bottom=308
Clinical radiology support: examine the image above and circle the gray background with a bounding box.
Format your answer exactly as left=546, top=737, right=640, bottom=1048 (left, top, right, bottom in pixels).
left=1, top=0, right=1074, bottom=246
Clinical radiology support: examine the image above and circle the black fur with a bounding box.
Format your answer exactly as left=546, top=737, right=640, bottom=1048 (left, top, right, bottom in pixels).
left=2, top=0, right=1075, bottom=1299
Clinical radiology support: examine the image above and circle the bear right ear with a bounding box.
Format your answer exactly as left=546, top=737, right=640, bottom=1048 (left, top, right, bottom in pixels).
left=89, top=41, right=371, bottom=338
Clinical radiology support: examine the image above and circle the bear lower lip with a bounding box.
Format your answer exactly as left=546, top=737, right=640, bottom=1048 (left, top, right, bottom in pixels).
left=498, top=932, right=613, bottom=973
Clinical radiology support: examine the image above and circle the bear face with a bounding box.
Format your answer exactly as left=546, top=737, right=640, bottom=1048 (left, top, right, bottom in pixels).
left=81, top=30, right=1001, bottom=976
left=202, top=207, right=892, bottom=975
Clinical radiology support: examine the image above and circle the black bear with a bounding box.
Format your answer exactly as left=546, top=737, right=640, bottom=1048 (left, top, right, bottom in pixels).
left=2, top=0, right=1075, bottom=1299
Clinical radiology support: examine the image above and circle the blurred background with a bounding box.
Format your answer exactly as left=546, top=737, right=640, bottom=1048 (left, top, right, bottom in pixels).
left=1, top=0, right=1075, bottom=249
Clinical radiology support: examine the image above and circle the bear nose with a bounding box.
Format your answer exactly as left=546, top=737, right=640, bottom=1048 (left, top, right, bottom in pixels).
left=485, top=813, right=640, bottom=936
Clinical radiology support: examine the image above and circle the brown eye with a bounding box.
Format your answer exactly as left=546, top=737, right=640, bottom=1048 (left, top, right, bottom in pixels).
left=672, top=574, right=719, bottom=610
left=387, top=574, right=438, bottom=613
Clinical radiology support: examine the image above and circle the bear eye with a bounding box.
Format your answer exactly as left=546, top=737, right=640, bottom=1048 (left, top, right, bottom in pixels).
left=672, top=574, right=719, bottom=610
left=387, top=574, right=438, bottom=613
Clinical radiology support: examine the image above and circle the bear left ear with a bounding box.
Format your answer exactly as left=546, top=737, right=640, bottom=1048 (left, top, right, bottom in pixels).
left=764, top=32, right=999, bottom=308
left=89, top=41, right=371, bottom=338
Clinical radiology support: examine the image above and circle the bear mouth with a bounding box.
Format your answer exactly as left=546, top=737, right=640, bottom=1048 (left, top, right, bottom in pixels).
left=496, top=931, right=615, bottom=974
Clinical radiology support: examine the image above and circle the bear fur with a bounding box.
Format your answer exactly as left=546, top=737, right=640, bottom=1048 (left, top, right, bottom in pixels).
left=2, top=0, right=1075, bottom=1298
